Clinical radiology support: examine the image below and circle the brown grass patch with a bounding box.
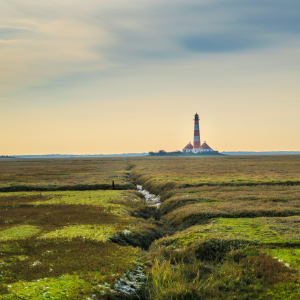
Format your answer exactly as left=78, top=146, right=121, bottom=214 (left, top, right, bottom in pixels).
left=0, top=158, right=134, bottom=191
left=131, top=155, right=300, bottom=195
left=0, top=204, right=127, bottom=232
left=0, top=194, right=52, bottom=206
left=160, top=185, right=300, bottom=214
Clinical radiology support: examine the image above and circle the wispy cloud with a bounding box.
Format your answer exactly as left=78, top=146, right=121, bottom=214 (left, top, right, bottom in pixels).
left=99, top=0, right=300, bottom=59
left=0, top=0, right=300, bottom=91
left=0, top=27, right=34, bottom=41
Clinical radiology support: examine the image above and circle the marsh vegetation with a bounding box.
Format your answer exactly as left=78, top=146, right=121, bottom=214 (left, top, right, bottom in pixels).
left=0, top=158, right=134, bottom=192
left=0, top=155, right=299, bottom=299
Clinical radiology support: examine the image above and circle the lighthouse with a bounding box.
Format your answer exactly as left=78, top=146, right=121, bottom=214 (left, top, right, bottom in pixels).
left=182, top=113, right=216, bottom=154
left=193, top=113, right=200, bottom=149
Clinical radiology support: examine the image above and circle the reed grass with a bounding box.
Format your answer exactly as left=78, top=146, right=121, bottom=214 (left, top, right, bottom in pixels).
left=146, top=216, right=300, bottom=299
left=146, top=247, right=300, bottom=300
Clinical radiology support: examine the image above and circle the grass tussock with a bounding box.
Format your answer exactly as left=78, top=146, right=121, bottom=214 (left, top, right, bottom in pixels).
left=146, top=246, right=300, bottom=299
left=146, top=258, right=210, bottom=300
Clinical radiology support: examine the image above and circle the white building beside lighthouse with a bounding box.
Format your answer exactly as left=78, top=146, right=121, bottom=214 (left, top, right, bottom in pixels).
left=182, top=113, right=217, bottom=154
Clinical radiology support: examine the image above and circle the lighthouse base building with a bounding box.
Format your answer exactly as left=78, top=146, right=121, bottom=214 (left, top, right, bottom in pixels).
left=182, top=141, right=216, bottom=153
left=182, top=113, right=218, bottom=154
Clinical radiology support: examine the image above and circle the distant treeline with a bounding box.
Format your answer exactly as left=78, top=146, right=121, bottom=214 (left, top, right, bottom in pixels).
left=149, top=150, right=222, bottom=156
left=0, top=156, right=15, bottom=159
left=149, top=150, right=183, bottom=156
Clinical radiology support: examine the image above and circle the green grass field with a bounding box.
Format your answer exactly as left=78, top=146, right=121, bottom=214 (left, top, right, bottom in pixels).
left=0, top=155, right=300, bottom=299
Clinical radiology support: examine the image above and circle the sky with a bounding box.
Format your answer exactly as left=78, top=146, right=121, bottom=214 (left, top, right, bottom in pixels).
left=1, top=0, right=300, bottom=155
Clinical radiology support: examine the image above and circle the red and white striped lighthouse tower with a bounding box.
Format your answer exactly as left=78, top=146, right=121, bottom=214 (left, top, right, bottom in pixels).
left=193, top=113, right=201, bottom=149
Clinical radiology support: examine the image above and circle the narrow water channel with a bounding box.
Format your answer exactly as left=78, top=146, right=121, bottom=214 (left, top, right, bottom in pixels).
left=111, top=185, right=161, bottom=299
left=137, top=185, right=161, bottom=207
